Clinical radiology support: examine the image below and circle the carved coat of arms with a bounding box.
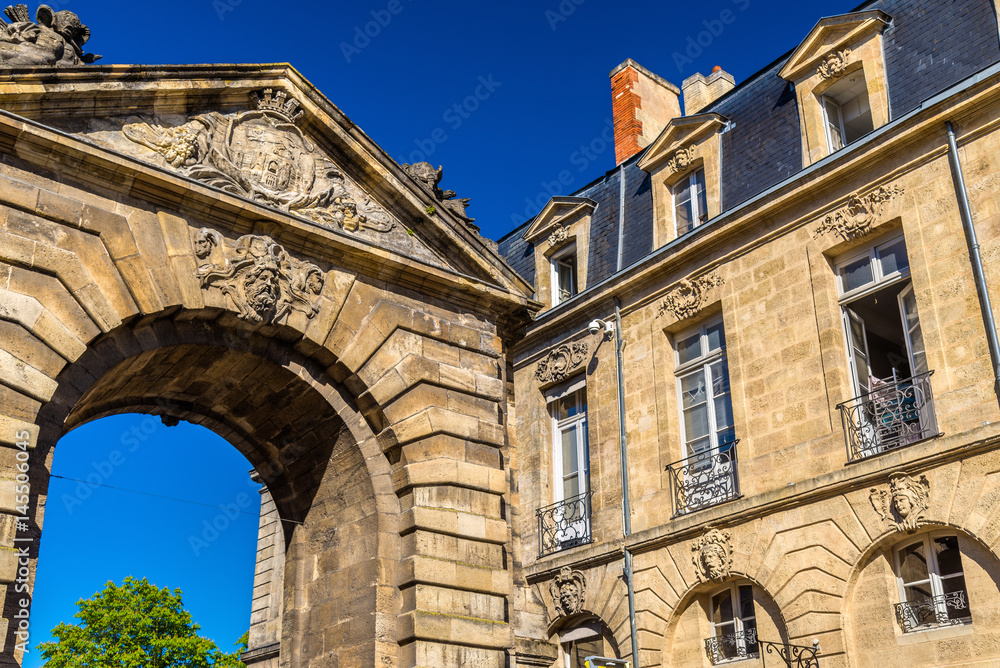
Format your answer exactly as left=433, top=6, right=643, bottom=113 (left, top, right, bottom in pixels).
left=124, top=89, right=394, bottom=234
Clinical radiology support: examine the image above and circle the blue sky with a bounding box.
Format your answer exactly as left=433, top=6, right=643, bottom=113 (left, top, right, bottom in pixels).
left=27, top=0, right=850, bottom=660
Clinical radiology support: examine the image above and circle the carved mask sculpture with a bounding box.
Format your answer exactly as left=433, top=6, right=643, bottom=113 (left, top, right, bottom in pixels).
left=550, top=567, right=586, bottom=618
left=870, top=473, right=931, bottom=532
left=193, top=229, right=325, bottom=324
left=692, top=528, right=733, bottom=583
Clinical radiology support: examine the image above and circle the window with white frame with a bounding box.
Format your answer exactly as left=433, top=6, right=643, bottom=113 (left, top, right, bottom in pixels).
left=708, top=583, right=758, bottom=664
left=544, top=379, right=590, bottom=551
left=551, top=245, right=578, bottom=306
left=673, top=168, right=708, bottom=236
left=822, top=72, right=874, bottom=152
left=836, top=235, right=926, bottom=394
left=676, top=318, right=735, bottom=466
left=893, top=533, right=971, bottom=633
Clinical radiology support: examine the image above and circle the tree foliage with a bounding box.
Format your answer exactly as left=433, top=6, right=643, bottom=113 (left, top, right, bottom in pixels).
left=39, top=577, right=245, bottom=668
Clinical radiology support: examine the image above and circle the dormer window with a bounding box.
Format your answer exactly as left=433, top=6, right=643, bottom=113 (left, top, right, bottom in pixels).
left=822, top=72, right=874, bottom=152
left=778, top=10, right=891, bottom=166
left=551, top=245, right=578, bottom=305
left=673, top=168, right=708, bottom=236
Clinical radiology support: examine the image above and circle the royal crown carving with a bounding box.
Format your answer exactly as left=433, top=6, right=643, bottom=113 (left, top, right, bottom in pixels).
left=817, top=49, right=852, bottom=79
left=123, top=89, right=396, bottom=236
left=535, top=342, right=589, bottom=384
left=870, top=473, right=930, bottom=532
left=193, top=229, right=324, bottom=324
left=692, top=528, right=732, bottom=584
left=550, top=567, right=586, bottom=617
left=816, top=185, right=904, bottom=240
left=658, top=273, right=724, bottom=320
left=667, top=145, right=697, bottom=173
left=0, top=4, right=100, bottom=67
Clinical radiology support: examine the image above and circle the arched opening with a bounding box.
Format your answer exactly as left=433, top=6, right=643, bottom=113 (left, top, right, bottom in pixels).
left=29, top=414, right=261, bottom=664
left=552, top=616, right=621, bottom=668
left=664, top=578, right=788, bottom=667
left=845, top=525, right=1000, bottom=666
left=21, top=312, right=401, bottom=667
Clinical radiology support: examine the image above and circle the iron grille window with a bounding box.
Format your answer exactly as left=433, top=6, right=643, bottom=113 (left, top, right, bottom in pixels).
left=705, top=584, right=758, bottom=664
left=538, top=381, right=590, bottom=557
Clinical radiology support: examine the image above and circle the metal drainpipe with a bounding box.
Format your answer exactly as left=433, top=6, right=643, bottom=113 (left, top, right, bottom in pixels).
left=945, top=121, right=1000, bottom=409
left=613, top=297, right=639, bottom=667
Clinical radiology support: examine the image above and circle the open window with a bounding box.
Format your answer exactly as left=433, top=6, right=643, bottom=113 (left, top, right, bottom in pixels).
left=836, top=235, right=937, bottom=460
left=673, top=168, right=708, bottom=236
left=706, top=583, right=759, bottom=664
left=551, top=245, right=578, bottom=306
left=893, top=533, right=972, bottom=633
left=822, top=70, right=874, bottom=152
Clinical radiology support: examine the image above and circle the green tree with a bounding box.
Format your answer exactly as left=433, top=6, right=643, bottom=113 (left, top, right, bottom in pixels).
left=39, top=577, right=246, bottom=667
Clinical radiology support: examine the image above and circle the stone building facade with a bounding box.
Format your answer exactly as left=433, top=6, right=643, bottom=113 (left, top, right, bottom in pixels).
left=499, top=1, right=1000, bottom=667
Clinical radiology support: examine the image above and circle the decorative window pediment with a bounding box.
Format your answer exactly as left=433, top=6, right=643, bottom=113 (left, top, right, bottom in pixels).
left=638, top=113, right=727, bottom=249
left=779, top=11, right=892, bottom=166
left=525, top=197, right=596, bottom=309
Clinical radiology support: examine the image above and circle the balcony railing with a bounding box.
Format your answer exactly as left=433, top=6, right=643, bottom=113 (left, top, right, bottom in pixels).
left=837, top=371, right=938, bottom=462
left=894, top=591, right=971, bottom=633
left=705, top=634, right=820, bottom=667
left=536, top=491, right=591, bottom=557
left=666, top=441, right=740, bottom=516
left=704, top=629, right=758, bottom=664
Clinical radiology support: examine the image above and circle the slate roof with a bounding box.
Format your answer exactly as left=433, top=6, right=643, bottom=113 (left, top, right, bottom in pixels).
left=497, top=0, right=1000, bottom=292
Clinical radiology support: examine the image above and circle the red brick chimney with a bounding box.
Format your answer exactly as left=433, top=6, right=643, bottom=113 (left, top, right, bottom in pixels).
left=609, top=59, right=681, bottom=164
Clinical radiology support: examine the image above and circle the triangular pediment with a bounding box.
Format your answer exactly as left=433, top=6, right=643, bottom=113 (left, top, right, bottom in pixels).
left=778, top=10, right=891, bottom=82
left=637, top=113, right=727, bottom=173
left=522, top=197, right=597, bottom=244
left=0, top=64, right=533, bottom=299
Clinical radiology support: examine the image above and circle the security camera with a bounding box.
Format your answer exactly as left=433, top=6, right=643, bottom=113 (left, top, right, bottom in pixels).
left=589, top=320, right=602, bottom=335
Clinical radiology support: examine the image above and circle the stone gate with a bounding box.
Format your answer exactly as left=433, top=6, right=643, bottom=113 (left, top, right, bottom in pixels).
left=0, top=61, right=536, bottom=667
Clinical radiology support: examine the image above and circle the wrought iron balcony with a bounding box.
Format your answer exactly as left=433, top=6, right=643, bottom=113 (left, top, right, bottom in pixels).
left=704, top=629, right=758, bottom=664
left=536, top=491, right=591, bottom=557
left=894, top=591, right=971, bottom=633
left=666, top=441, right=740, bottom=516
left=837, top=371, right=938, bottom=462
left=705, top=634, right=821, bottom=667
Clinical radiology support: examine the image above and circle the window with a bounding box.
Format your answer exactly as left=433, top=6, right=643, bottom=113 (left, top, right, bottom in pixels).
left=673, top=168, right=708, bottom=236
left=538, top=380, right=590, bottom=554
left=822, top=72, right=874, bottom=152
left=706, top=584, right=758, bottom=664
left=667, top=318, right=739, bottom=513
left=551, top=245, right=578, bottom=306
left=894, top=533, right=971, bottom=633
left=836, top=235, right=936, bottom=459
left=676, top=318, right=735, bottom=464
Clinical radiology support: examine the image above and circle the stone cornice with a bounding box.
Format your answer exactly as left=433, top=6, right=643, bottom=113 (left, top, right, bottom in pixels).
left=526, top=424, right=1000, bottom=582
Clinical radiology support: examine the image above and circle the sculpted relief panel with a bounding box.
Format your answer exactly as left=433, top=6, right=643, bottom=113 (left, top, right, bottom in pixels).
left=870, top=473, right=931, bottom=532
left=69, top=89, right=447, bottom=267
left=193, top=229, right=325, bottom=324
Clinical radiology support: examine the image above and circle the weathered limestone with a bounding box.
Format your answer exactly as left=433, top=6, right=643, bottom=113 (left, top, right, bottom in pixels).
left=0, top=66, right=536, bottom=668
